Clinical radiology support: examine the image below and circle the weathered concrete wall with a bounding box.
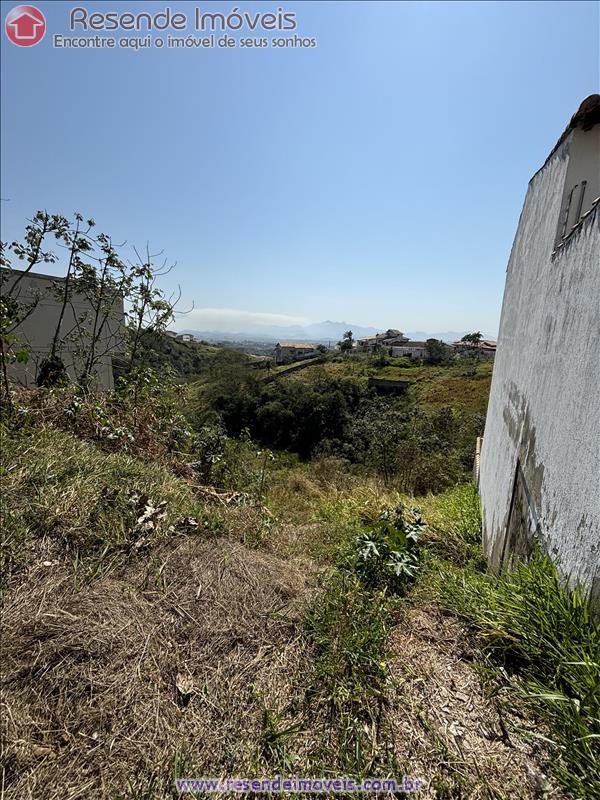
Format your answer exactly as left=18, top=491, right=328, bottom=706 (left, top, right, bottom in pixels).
left=480, top=128, right=600, bottom=607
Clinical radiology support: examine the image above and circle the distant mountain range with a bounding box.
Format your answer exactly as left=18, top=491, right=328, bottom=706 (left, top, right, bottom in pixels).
left=179, top=320, right=495, bottom=345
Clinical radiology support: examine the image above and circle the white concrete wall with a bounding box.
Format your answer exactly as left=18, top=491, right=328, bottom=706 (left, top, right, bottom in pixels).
left=390, top=345, right=426, bottom=358
left=2, top=269, right=125, bottom=390
left=480, top=130, right=600, bottom=608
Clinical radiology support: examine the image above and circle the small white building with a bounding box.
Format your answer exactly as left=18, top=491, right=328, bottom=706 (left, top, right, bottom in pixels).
left=356, top=329, right=407, bottom=352
left=273, top=341, right=318, bottom=364
left=175, top=333, right=194, bottom=344
left=390, top=341, right=428, bottom=359
left=356, top=329, right=429, bottom=359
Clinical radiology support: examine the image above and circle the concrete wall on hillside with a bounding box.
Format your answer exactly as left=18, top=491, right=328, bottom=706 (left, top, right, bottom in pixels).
left=480, top=111, right=600, bottom=609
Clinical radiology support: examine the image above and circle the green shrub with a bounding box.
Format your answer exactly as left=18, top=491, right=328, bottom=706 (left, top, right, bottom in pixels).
left=346, top=503, right=425, bottom=593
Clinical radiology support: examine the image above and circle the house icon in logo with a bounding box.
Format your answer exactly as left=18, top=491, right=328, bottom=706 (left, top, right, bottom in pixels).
left=5, top=5, right=46, bottom=46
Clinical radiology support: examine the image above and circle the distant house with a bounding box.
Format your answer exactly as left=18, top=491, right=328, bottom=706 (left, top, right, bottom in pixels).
left=273, top=341, right=318, bottom=364
left=356, top=329, right=429, bottom=360
left=356, top=329, right=407, bottom=352
left=451, top=339, right=497, bottom=358
left=175, top=333, right=195, bottom=344
left=389, top=341, right=429, bottom=359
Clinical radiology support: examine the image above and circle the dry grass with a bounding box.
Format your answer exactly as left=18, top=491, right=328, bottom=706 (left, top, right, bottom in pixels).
left=387, top=603, right=566, bottom=799
left=0, top=424, right=274, bottom=590
left=1, top=536, right=310, bottom=799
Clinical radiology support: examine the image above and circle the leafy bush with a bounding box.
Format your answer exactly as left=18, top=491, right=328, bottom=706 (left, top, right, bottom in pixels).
left=347, top=503, right=426, bottom=593
left=191, top=424, right=228, bottom=483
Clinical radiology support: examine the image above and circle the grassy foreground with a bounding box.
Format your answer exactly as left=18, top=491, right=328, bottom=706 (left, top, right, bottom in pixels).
left=1, top=389, right=598, bottom=799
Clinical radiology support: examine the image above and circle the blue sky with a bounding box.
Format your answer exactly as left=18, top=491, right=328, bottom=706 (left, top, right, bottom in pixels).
left=1, top=1, right=598, bottom=334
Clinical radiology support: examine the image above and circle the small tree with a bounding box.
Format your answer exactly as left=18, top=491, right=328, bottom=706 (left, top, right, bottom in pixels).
left=1, top=212, right=63, bottom=401
left=48, top=213, right=96, bottom=365
left=351, top=404, right=406, bottom=484
left=338, top=330, right=354, bottom=353
left=125, top=246, right=184, bottom=372
left=425, top=338, right=447, bottom=364
left=460, top=331, right=483, bottom=348
left=2, top=210, right=185, bottom=392
left=0, top=289, right=30, bottom=407
left=70, top=234, right=131, bottom=387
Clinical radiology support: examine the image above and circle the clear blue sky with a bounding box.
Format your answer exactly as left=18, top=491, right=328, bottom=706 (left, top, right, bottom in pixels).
left=1, top=1, right=598, bottom=334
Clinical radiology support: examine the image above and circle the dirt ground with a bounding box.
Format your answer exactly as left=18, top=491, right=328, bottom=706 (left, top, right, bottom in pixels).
left=2, top=535, right=569, bottom=800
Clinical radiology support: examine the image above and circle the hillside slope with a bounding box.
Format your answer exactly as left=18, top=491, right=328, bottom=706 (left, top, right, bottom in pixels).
left=283, top=357, right=493, bottom=415
left=2, top=387, right=596, bottom=798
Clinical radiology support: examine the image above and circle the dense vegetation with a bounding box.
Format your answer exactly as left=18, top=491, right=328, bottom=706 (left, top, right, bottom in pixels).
left=125, top=331, right=256, bottom=380
left=125, top=331, right=220, bottom=378
left=198, top=357, right=488, bottom=495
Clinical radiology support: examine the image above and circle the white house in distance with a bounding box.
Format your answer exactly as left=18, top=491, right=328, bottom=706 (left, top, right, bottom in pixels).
left=356, top=329, right=405, bottom=351
left=164, top=331, right=196, bottom=344
left=273, top=341, right=319, bottom=364
left=356, top=329, right=429, bottom=359
left=389, top=340, right=429, bottom=359
left=479, top=94, right=600, bottom=611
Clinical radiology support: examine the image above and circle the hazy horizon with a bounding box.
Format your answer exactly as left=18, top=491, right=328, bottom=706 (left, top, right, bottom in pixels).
left=172, top=308, right=497, bottom=338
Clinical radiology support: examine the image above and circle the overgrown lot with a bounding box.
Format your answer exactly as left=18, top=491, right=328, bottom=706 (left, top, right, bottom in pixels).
left=1, top=383, right=597, bottom=799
